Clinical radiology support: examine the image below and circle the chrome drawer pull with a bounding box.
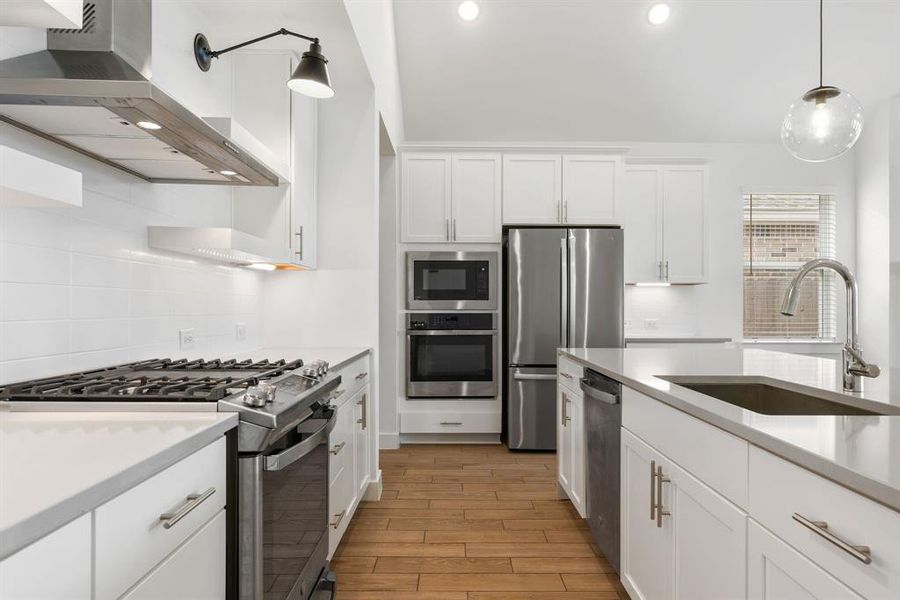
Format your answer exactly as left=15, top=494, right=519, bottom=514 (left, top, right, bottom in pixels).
left=650, top=460, right=657, bottom=521
left=440, top=421, right=463, bottom=426
left=560, top=372, right=574, bottom=380
left=330, top=442, right=346, bottom=456
left=355, top=372, right=368, bottom=380
left=655, top=465, right=670, bottom=528
left=330, top=510, right=346, bottom=529
left=357, top=393, right=367, bottom=430
left=159, top=487, right=216, bottom=529
left=792, top=513, right=872, bottom=564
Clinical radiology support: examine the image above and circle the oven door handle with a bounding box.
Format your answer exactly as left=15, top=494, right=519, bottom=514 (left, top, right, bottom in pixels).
left=263, top=413, right=336, bottom=472
left=407, top=330, right=497, bottom=336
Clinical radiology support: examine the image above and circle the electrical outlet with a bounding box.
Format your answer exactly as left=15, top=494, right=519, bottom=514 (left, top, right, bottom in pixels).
left=236, top=323, right=247, bottom=341
left=644, top=318, right=659, bottom=331
left=624, top=319, right=634, bottom=330
left=179, top=328, right=196, bottom=350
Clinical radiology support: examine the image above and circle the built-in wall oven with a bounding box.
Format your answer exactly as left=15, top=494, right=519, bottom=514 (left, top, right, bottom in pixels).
left=407, top=313, right=499, bottom=399
left=407, top=252, right=498, bottom=310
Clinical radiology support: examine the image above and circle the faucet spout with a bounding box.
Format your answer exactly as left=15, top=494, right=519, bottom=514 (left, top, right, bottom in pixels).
left=779, top=258, right=876, bottom=392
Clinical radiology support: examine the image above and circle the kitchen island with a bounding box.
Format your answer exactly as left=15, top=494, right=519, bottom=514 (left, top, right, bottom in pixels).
left=557, top=346, right=900, bottom=600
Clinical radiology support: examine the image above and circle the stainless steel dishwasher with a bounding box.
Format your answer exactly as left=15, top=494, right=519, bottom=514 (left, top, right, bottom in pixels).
left=580, top=367, right=621, bottom=574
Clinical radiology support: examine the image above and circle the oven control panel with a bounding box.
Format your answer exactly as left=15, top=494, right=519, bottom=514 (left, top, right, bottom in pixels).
left=407, top=312, right=496, bottom=331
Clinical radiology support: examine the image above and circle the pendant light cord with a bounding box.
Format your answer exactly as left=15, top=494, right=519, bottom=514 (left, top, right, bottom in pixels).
left=819, top=0, right=824, bottom=87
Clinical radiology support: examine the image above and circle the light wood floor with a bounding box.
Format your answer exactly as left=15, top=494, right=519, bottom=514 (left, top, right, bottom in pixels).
left=331, top=444, right=630, bottom=600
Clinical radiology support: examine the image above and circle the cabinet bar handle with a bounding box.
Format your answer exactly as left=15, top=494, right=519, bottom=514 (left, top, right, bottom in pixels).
left=159, top=487, right=216, bottom=529
left=294, top=227, right=304, bottom=261
left=452, top=219, right=457, bottom=241
left=357, top=393, right=367, bottom=430
left=655, top=465, right=670, bottom=528
left=561, top=392, right=569, bottom=426
left=330, top=510, right=346, bottom=529
left=650, top=460, right=657, bottom=521
left=330, top=441, right=346, bottom=456
left=440, top=421, right=463, bottom=426
left=355, top=372, right=368, bottom=380
left=665, top=260, right=670, bottom=281
left=563, top=201, right=568, bottom=222
left=792, top=513, right=872, bottom=564
left=445, top=219, right=450, bottom=241
left=560, top=372, right=574, bottom=380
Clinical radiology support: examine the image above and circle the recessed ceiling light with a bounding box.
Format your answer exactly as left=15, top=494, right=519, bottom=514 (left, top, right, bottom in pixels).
left=136, top=120, right=162, bottom=130
left=220, top=170, right=238, bottom=176
left=458, top=1, right=479, bottom=22
left=647, top=3, right=670, bottom=25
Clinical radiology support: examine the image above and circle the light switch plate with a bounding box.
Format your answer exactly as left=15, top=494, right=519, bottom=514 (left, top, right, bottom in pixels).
left=179, top=328, right=196, bottom=350
left=236, top=323, right=247, bottom=341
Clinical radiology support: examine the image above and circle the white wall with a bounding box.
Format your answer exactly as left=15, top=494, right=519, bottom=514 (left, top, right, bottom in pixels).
left=892, top=97, right=900, bottom=371
left=0, top=124, right=264, bottom=385
left=855, top=100, right=893, bottom=368
left=342, top=0, right=405, bottom=149
left=621, top=142, right=856, bottom=344
left=378, top=145, right=399, bottom=447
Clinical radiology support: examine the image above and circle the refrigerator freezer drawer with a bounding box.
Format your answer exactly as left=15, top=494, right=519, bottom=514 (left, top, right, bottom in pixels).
left=507, top=367, right=558, bottom=450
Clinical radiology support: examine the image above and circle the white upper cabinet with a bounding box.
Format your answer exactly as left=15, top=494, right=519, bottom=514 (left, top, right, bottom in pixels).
left=662, top=166, right=708, bottom=283
left=0, top=145, right=82, bottom=208
left=622, top=163, right=708, bottom=284
left=502, top=154, right=562, bottom=224
left=562, top=155, right=622, bottom=224
left=623, top=166, right=663, bottom=283
left=290, top=91, right=318, bottom=268
left=402, top=153, right=452, bottom=242
left=451, top=153, right=502, bottom=243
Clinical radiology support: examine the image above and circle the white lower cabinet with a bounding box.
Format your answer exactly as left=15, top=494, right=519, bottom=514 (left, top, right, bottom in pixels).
left=123, top=510, right=227, bottom=600
left=355, top=390, right=371, bottom=499
left=748, top=519, right=863, bottom=600
left=0, top=514, right=91, bottom=599
left=556, top=382, right=586, bottom=517
left=621, top=429, right=745, bottom=600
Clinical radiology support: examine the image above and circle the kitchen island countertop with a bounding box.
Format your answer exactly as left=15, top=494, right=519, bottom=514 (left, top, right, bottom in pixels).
left=559, top=346, right=900, bottom=512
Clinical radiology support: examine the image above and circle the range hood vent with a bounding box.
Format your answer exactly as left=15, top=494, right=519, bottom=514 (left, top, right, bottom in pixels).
left=0, top=0, right=280, bottom=186
left=148, top=227, right=291, bottom=266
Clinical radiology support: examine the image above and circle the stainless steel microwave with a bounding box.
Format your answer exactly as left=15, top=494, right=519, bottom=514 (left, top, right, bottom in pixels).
left=406, top=252, right=498, bottom=310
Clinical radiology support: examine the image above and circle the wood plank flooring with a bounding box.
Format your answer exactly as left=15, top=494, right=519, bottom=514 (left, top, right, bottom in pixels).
left=332, top=444, right=630, bottom=600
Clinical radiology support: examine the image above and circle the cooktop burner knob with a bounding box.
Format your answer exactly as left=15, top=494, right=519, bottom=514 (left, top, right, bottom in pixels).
left=302, top=366, right=318, bottom=378
left=243, top=385, right=272, bottom=407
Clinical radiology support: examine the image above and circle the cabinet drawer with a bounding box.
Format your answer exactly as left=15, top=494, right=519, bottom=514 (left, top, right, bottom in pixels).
left=401, top=411, right=502, bottom=433
left=330, top=354, right=370, bottom=407
left=557, top=355, right=583, bottom=391
left=622, top=387, right=748, bottom=508
left=329, top=392, right=358, bottom=487
left=122, top=510, right=226, bottom=600
left=749, top=446, right=900, bottom=599
left=95, top=438, right=227, bottom=600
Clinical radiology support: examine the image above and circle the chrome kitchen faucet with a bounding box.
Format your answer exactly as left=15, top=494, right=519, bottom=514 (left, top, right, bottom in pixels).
left=780, top=259, right=880, bottom=392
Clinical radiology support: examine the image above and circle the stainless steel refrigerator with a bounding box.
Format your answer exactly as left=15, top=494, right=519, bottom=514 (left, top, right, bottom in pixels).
left=505, top=227, right=624, bottom=450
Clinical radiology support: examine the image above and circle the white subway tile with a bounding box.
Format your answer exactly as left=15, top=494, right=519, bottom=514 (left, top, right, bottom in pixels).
left=71, top=254, right=130, bottom=288
left=130, top=290, right=173, bottom=318
left=129, top=318, right=174, bottom=346
left=0, top=356, right=71, bottom=386
left=70, top=319, right=129, bottom=353
left=0, top=208, right=71, bottom=250
left=0, top=243, right=70, bottom=285
left=0, top=321, right=69, bottom=361
left=71, top=287, right=129, bottom=319
left=0, top=282, right=70, bottom=321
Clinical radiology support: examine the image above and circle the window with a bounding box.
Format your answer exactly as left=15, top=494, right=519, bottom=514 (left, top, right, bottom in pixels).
left=743, top=194, right=836, bottom=341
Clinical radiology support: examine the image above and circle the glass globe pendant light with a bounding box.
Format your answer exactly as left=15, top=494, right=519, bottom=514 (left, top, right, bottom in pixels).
left=781, top=0, right=863, bottom=162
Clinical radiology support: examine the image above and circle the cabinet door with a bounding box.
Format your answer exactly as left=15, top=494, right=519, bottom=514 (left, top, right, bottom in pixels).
left=0, top=514, right=91, bottom=599
left=355, top=389, right=371, bottom=499
left=291, top=89, right=318, bottom=268
left=623, top=166, right=663, bottom=283
left=123, top=510, right=226, bottom=600
left=451, top=153, right=502, bottom=242
left=668, top=460, right=746, bottom=600
left=557, top=385, right=572, bottom=494
left=621, top=430, right=673, bottom=600
left=502, top=154, right=562, bottom=224
left=562, top=155, right=622, bottom=224
left=568, top=390, right=587, bottom=517
left=748, top=520, right=863, bottom=600
left=402, top=153, right=452, bottom=242
left=662, top=167, right=707, bottom=283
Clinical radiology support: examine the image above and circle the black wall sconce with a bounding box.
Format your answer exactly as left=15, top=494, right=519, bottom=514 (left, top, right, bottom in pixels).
left=194, top=28, right=334, bottom=98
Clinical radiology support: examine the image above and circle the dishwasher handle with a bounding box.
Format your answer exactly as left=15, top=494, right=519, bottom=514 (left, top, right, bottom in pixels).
left=580, top=378, right=620, bottom=405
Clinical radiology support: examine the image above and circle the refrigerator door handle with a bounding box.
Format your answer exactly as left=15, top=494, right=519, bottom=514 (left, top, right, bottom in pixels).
left=568, top=233, right=576, bottom=346
left=560, top=237, right=567, bottom=348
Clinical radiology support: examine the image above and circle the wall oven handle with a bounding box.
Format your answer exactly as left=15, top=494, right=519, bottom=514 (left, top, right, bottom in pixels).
left=407, top=330, right=497, bottom=336
left=513, top=373, right=557, bottom=381
left=264, top=413, right=336, bottom=471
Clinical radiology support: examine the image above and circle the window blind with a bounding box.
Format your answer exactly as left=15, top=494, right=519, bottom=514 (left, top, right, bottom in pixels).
left=743, top=194, right=837, bottom=341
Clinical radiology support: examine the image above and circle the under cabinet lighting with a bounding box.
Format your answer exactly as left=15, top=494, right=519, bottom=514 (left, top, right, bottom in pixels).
left=246, top=263, right=277, bottom=271
left=220, top=170, right=238, bottom=176
left=633, top=282, right=672, bottom=287
left=136, top=120, right=162, bottom=130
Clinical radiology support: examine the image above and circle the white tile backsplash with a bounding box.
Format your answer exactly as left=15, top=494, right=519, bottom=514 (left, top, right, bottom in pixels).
left=625, top=285, right=700, bottom=336
left=0, top=124, right=265, bottom=385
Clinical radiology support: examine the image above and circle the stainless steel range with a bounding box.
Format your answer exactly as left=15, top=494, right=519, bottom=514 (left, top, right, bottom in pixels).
left=0, top=357, right=342, bottom=600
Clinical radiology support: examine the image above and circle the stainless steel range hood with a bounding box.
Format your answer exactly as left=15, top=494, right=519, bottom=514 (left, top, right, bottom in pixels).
left=0, top=0, right=279, bottom=186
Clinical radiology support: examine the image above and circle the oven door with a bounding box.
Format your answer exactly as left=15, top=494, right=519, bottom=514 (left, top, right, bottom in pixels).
left=406, top=253, right=497, bottom=310
left=407, top=330, right=498, bottom=399
left=239, top=408, right=336, bottom=600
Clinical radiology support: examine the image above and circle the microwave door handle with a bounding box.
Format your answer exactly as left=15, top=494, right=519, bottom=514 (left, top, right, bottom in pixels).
left=560, top=237, right=567, bottom=349
left=263, top=413, right=336, bottom=471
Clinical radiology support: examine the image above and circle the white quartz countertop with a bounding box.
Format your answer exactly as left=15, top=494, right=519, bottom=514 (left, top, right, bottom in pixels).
left=229, top=347, right=370, bottom=372
left=0, top=411, right=237, bottom=559
left=560, top=347, right=900, bottom=512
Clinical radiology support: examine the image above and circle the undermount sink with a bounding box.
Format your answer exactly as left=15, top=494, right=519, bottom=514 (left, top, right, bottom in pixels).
left=659, top=377, right=899, bottom=416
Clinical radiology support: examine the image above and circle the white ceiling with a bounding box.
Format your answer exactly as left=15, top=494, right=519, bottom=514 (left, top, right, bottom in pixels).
left=394, top=0, right=900, bottom=143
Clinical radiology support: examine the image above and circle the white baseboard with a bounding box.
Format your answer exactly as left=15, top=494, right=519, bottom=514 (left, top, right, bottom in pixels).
left=364, top=470, right=383, bottom=501
left=380, top=432, right=401, bottom=450
left=399, top=433, right=502, bottom=445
